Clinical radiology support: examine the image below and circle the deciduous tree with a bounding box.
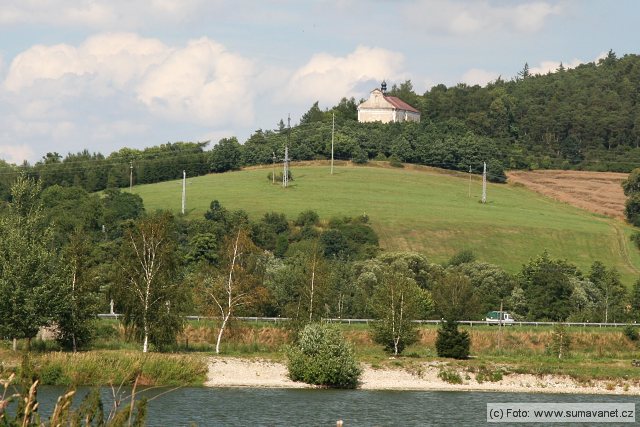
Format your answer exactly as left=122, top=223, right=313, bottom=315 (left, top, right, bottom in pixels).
left=0, top=175, right=64, bottom=351
left=117, top=212, right=184, bottom=352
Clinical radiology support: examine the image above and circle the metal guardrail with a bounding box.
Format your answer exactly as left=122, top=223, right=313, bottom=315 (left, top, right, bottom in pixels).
left=97, top=314, right=637, bottom=328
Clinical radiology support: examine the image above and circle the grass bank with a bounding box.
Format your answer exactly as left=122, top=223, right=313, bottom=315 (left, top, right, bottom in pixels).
left=177, top=322, right=640, bottom=383
left=133, top=163, right=640, bottom=284
left=4, top=321, right=639, bottom=386
left=0, top=349, right=207, bottom=387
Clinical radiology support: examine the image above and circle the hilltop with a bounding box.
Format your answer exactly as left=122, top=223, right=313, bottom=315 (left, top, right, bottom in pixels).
left=133, top=162, right=640, bottom=284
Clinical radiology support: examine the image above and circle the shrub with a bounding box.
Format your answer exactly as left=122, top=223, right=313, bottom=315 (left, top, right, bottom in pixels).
left=475, top=365, right=504, bottom=383
left=623, top=325, right=639, bottom=342
left=435, top=321, right=470, bottom=359
left=286, top=323, right=361, bottom=389
left=388, top=156, right=404, bottom=168
left=267, top=170, right=293, bottom=183
left=437, top=368, right=463, bottom=384
left=625, top=194, right=640, bottom=226
left=295, top=210, right=320, bottom=227
left=352, top=147, right=368, bottom=164
left=447, top=249, right=476, bottom=266
left=487, top=159, right=507, bottom=183
left=631, top=232, right=640, bottom=251
left=547, top=323, right=571, bottom=359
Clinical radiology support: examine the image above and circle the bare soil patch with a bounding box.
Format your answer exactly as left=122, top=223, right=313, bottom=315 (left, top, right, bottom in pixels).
left=507, top=170, right=628, bottom=219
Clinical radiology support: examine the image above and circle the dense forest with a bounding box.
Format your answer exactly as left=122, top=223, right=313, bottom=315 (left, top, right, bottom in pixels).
left=1, top=51, right=640, bottom=200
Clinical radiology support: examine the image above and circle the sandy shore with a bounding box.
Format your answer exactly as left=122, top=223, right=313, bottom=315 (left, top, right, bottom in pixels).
left=205, top=357, right=640, bottom=395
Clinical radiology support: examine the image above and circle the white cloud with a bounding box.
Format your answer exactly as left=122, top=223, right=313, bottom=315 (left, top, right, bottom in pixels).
left=137, top=38, right=255, bottom=126
left=3, top=33, right=254, bottom=126
left=406, top=0, right=562, bottom=36
left=460, top=68, right=500, bottom=86
left=0, top=32, right=258, bottom=162
left=0, top=144, right=34, bottom=165
left=281, top=46, right=405, bottom=105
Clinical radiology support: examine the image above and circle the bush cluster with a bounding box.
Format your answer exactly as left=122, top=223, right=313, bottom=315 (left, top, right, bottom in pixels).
left=435, top=321, right=470, bottom=359
left=623, top=325, right=639, bottom=342
left=286, top=323, right=361, bottom=389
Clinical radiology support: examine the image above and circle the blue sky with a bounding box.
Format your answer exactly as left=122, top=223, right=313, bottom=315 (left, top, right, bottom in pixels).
left=0, top=0, right=638, bottom=164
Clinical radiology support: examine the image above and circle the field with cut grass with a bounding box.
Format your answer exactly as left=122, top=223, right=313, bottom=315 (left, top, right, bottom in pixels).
left=132, top=162, right=640, bottom=284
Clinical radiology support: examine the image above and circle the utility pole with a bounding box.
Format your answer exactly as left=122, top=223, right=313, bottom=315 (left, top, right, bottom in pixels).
left=181, top=170, right=186, bottom=214
left=129, top=161, right=133, bottom=191
left=283, top=114, right=290, bottom=188
left=283, top=146, right=289, bottom=188
left=331, top=112, right=335, bottom=175
left=468, top=165, right=472, bottom=198
left=482, top=161, right=487, bottom=204
left=272, top=152, right=276, bottom=184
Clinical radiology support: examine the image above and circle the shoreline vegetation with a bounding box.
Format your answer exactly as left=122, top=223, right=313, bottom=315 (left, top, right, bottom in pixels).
left=205, top=357, right=640, bottom=395
left=2, top=323, right=640, bottom=394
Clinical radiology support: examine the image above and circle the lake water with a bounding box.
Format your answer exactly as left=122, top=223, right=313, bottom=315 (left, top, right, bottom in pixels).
left=32, top=386, right=636, bottom=426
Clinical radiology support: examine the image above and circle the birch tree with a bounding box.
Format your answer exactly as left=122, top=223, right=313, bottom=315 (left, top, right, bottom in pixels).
left=200, top=228, right=262, bottom=354
left=118, top=212, right=182, bottom=352
left=371, top=267, right=423, bottom=356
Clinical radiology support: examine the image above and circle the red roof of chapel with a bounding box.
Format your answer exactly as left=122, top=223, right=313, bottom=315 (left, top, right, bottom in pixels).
left=384, top=95, right=420, bottom=114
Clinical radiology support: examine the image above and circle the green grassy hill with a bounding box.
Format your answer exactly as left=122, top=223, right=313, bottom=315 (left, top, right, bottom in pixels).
left=132, top=162, right=640, bottom=284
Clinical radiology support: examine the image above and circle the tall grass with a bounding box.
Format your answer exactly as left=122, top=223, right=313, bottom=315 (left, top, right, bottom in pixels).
left=18, top=351, right=207, bottom=386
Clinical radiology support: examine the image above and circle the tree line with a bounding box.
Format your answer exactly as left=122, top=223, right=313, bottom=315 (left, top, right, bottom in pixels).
left=2, top=176, right=640, bottom=354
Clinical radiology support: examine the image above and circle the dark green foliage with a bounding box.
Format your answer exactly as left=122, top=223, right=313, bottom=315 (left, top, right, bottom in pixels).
left=631, top=232, right=640, bottom=250
left=388, top=155, right=404, bottom=168
left=320, top=229, right=349, bottom=258
left=351, top=146, right=368, bottom=164
left=431, top=272, right=479, bottom=321
left=184, top=232, right=218, bottom=265
left=102, top=188, right=145, bottom=238
left=589, top=261, right=627, bottom=323
left=319, top=217, right=379, bottom=260
left=204, top=199, right=226, bottom=222
left=623, top=325, right=639, bottom=342
left=519, top=252, right=578, bottom=321
left=436, top=320, right=470, bottom=359
left=286, top=323, right=361, bottom=388
left=262, top=212, right=289, bottom=234
left=622, top=168, right=640, bottom=196
left=55, top=229, right=101, bottom=351
left=210, top=137, right=242, bottom=172
left=625, top=194, right=640, bottom=226
left=0, top=176, right=66, bottom=346
left=630, top=279, right=640, bottom=322
left=486, top=159, right=507, bottom=183
left=452, top=261, right=516, bottom=316
left=300, top=101, right=326, bottom=125
left=295, top=210, right=320, bottom=227
left=274, top=234, right=289, bottom=258
left=447, top=249, right=476, bottom=266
